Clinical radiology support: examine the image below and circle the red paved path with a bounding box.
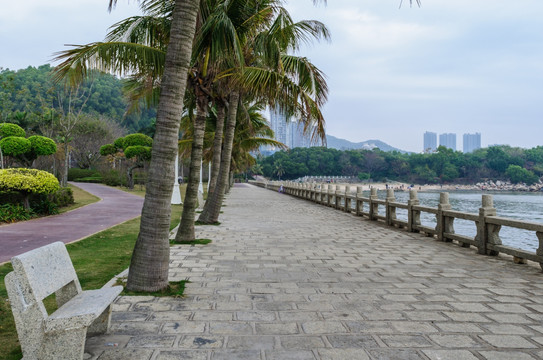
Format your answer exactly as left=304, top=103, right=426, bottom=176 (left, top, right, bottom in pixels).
left=0, top=182, right=144, bottom=264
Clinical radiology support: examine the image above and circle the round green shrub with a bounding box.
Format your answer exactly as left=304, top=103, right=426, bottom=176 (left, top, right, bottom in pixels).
left=0, top=168, right=60, bottom=195
left=0, top=137, right=32, bottom=156
left=0, top=123, right=26, bottom=138
left=113, top=137, right=125, bottom=150
left=100, top=143, right=117, bottom=156
left=28, top=135, right=57, bottom=156
left=122, top=133, right=152, bottom=149
left=124, top=145, right=152, bottom=161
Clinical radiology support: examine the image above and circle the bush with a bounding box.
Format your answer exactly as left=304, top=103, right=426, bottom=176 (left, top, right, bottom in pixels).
left=48, top=187, right=74, bottom=207
left=0, top=123, right=26, bottom=138
left=0, top=168, right=60, bottom=195
left=30, top=198, right=59, bottom=215
left=100, top=169, right=127, bottom=187
left=0, top=136, right=31, bottom=156
left=68, top=168, right=100, bottom=181
left=0, top=203, right=34, bottom=223
left=75, top=176, right=103, bottom=183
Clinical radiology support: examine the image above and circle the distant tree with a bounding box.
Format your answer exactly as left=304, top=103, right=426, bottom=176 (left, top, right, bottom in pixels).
left=505, top=165, right=539, bottom=185
left=100, top=133, right=152, bottom=189
left=0, top=123, right=57, bottom=168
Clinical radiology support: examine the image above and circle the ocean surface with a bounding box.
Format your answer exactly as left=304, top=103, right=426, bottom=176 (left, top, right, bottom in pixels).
left=359, top=190, right=543, bottom=253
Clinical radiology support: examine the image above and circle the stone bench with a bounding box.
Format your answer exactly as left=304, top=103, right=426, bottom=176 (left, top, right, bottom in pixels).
left=5, top=241, right=123, bottom=360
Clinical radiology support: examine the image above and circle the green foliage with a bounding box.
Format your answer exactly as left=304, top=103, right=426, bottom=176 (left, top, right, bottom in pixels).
left=124, top=145, right=152, bottom=160
left=27, top=135, right=57, bottom=156
left=99, top=169, right=127, bottom=187
left=68, top=168, right=100, bottom=181
left=0, top=203, right=34, bottom=223
left=0, top=123, right=25, bottom=138
left=121, top=133, right=153, bottom=148
left=47, top=187, right=75, bottom=207
left=505, top=165, right=539, bottom=184
left=0, top=136, right=31, bottom=156
left=100, top=143, right=117, bottom=156
left=113, top=137, right=126, bottom=149
left=0, top=65, right=156, bottom=133
left=258, top=145, right=543, bottom=184
left=0, top=168, right=60, bottom=195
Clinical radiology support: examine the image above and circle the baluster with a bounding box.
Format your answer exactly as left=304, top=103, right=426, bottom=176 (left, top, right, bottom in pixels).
left=536, top=232, right=543, bottom=270
left=386, top=188, right=396, bottom=226
left=477, top=194, right=501, bottom=256
left=369, top=188, right=378, bottom=221
left=355, top=186, right=363, bottom=216
left=408, top=190, right=420, bottom=232
left=437, top=192, right=454, bottom=242
left=344, top=186, right=351, bottom=213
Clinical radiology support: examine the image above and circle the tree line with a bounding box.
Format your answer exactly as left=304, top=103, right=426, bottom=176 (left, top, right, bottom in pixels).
left=0, top=65, right=156, bottom=133
left=258, top=145, right=543, bottom=185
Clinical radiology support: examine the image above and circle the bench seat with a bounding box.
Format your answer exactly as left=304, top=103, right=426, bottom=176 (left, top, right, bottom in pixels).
left=45, top=286, right=122, bottom=332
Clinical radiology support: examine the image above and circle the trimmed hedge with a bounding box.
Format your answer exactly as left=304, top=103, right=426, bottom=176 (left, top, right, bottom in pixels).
left=0, top=168, right=59, bottom=195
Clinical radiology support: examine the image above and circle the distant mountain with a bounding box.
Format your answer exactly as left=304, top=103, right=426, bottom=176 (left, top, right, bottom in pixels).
left=326, top=134, right=408, bottom=153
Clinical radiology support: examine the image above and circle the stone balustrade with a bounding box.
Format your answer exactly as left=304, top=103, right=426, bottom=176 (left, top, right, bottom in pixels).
left=252, top=180, right=543, bottom=270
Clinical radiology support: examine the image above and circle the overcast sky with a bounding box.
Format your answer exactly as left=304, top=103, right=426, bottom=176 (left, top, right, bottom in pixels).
left=1, top=0, right=542, bottom=152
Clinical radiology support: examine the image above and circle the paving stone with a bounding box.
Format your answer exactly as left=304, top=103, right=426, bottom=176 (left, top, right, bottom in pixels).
left=368, top=349, right=425, bottom=360
left=226, top=335, right=275, bottom=350
left=301, top=321, right=347, bottom=334
left=161, top=322, right=206, bottom=334
left=478, top=351, right=538, bottom=360
left=211, top=350, right=262, bottom=359
left=379, top=335, right=433, bottom=347
left=428, top=334, right=483, bottom=348
left=97, top=348, right=154, bottom=360
left=265, top=350, right=316, bottom=360
left=209, top=322, right=253, bottom=335
left=317, top=348, right=370, bottom=360
left=422, top=349, right=479, bottom=360
left=178, top=336, right=224, bottom=349
left=326, top=335, right=379, bottom=348
left=255, top=322, right=299, bottom=335
left=479, top=335, right=538, bottom=348
left=279, top=336, right=326, bottom=349
left=155, top=350, right=208, bottom=360
left=126, top=335, right=176, bottom=347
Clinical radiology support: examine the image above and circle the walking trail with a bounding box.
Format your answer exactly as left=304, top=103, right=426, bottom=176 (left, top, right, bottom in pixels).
left=0, top=182, right=144, bottom=264
left=87, top=183, right=543, bottom=360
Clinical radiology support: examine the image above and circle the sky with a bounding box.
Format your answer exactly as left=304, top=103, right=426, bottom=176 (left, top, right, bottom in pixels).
left=1, top=0, right=543, bottom=153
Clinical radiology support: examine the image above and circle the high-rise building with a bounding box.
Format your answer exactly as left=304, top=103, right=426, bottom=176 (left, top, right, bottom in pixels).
left=269, top=108, right=316, bottom=149
left=463, top=133, right=481, bottom=153
left=439, top=133, right=456, bottom=151
left=423, top=132, right=437, bottom=153
left=269, top=107, right=288, bottom=146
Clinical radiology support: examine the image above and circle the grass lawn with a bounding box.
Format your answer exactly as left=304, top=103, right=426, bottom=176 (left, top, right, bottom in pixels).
left=0, top=197, right=183, bottom=360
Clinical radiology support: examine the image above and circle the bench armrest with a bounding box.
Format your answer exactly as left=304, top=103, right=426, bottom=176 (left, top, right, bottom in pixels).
left=45, top=286, right=122, bottom=332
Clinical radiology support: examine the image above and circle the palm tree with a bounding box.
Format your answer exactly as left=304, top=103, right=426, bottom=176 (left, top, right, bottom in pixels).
left=275, top=161, right=285, bottom=180
left=196, top=7, right=330, bottom=224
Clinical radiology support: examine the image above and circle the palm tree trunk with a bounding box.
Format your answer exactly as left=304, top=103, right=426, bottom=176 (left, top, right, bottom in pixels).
left=197, top=91, right=239, bottom=224
left=174, top=91, right=209, bottom=242
left=126, top=0, right=199, bottom=292
left=206, top=101, right=226, bottom=199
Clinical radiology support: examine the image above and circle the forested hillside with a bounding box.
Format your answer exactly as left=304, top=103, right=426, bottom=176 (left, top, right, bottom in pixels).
left=0, top=65, right=155, bottom=133
left=259, top=145, right=543, bottom=185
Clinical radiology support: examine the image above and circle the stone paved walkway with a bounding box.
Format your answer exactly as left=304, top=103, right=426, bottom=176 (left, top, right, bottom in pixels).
left=88, top=183, right=543, bottom=360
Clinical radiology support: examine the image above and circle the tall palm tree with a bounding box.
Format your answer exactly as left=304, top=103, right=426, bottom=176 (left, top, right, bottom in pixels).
left=197, top=7, right=330, bottom=224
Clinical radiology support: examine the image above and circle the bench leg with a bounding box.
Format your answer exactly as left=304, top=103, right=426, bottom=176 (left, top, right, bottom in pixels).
left=88, top=304, right=113, bottom=335
left=41, top=327, right=87, bottom=360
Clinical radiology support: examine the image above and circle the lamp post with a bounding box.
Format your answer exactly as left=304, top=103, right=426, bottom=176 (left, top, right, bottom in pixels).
left=197, top=159, right=204, bottom=209
left=171, top=152, right=182, bottom=204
